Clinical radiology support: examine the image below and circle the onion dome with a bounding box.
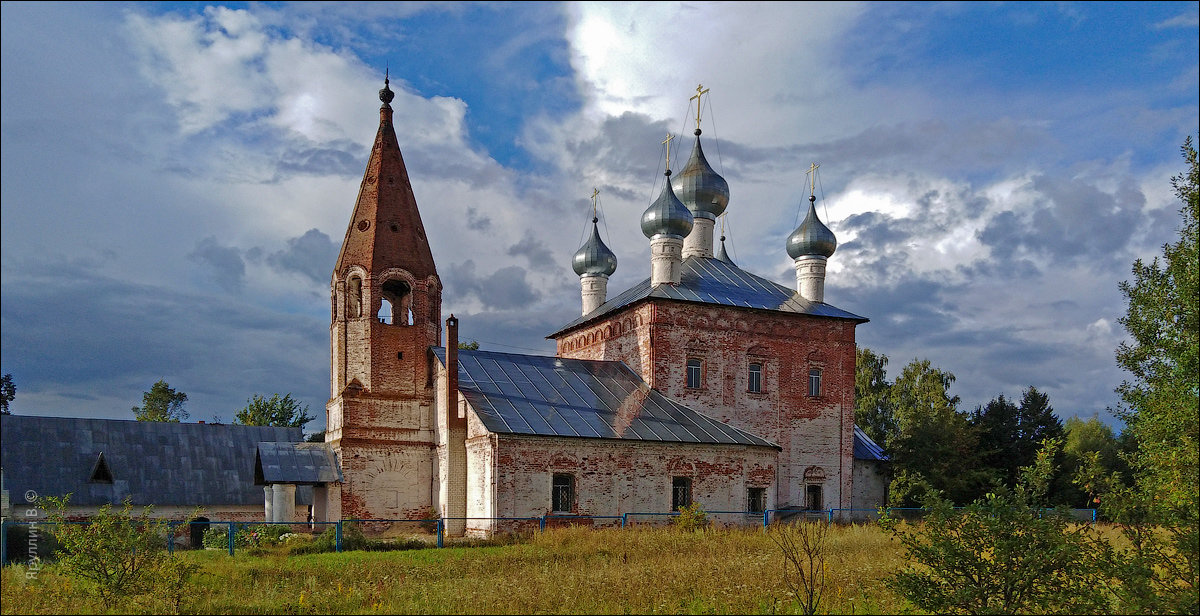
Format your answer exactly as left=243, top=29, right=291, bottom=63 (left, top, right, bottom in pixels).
left=786, top=195, right=837, bottom=259
left=715, top=233, right=735, bottom=265
left=572, top=219, right=618, bottom=277
left=671, top=129, right=729, bottom=220
left=641, top=171, right=694, bottom=238
left=379, top=72, right=395, bottom=105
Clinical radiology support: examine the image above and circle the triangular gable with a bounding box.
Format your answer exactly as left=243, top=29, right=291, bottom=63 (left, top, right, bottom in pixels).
left=88, top=452, right=113, bottom=484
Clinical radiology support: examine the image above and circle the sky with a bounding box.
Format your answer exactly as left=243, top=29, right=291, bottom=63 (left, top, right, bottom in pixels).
left=2, top=1, right=1197, bottom=432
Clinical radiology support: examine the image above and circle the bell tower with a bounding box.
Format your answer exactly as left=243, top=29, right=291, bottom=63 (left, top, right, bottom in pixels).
left=325, top=75, right=442, bottom=520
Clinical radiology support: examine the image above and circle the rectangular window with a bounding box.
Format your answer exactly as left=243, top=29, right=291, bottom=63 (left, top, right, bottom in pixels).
left=748, top=362, right=762, bottom=393
left=808, top=368, right=822, bottom=397
left=686, top=358, right=703, bottom=389
left=552, top=474, right=575, bottom=513
left=672, top=477, right=692, bottom=510
left=748, top=487, right=767, bottom=513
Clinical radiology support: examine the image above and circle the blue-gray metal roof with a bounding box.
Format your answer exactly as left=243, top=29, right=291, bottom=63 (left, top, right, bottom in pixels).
left=434, top=348, right=779, bottom=449
left=853, top=425, right=887, bottom=461
left=1, top=414, right=306, bottom=507
left=255, top=442, right=343, bottom=485
left=549, top=255, right=867, bottom=337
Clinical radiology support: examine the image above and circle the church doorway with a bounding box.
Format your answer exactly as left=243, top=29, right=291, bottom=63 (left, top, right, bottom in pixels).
left=189, top=517, right=210, bottom=549
left=805, top=485, right=823, bottom=511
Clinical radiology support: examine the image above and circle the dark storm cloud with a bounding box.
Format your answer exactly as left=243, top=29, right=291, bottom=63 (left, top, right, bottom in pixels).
left=566, top=112, right=671, bottom=181
left=466, top=207, right=492, bottom=231
left=978, top=174, right=1144, bottom=264
left=506, top=232, right=556, bottom=269
left=277, top=140, right=366, bottom=178
left=189, top=236, right=246, bottom=292
left=265, top=228, right=338, bottom=284
left=444, top=260, right=541, bottom=309
left=0, top=259, right=328, bottom=422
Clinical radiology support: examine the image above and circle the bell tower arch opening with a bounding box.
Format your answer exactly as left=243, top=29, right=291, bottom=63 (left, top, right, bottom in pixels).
left=380, top=279, right=413, bottom=326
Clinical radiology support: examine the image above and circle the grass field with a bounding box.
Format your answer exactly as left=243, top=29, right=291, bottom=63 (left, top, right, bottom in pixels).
left=1, top=523, right=913, bottom=614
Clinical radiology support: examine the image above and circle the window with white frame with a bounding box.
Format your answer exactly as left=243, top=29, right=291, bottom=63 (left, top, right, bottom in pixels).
left=748, top=362, right=762, bottom=393
left=686, top=358, right=703, bottom=389
left=808, top=368, right=822, bottom=397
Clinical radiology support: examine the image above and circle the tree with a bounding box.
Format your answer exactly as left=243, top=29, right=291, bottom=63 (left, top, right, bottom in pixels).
left=1054, top=416, right=1126, bottom=507
left=458, top=340, right=480, bottom=350
left=883, top=439, right=1110, bottom=614
left=972, top=387, right=1063, bottom=493
left=1091, top=137, right=1199, bottom=613
left=131, top=379, right=188, bottom=422
left=854, top=347, right=894, bottom=450
left=0, top=373, right=14, bottom=414
left=306, top=430, right=326, bottom=443
left=1115, top=136, right=1199, bottom=524
left=887, top=358, right=989, bottom=505
left=234, top=393, right=314, bottom=428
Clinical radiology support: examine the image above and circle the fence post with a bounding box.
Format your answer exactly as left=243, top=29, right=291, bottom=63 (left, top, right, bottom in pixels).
left=335, top=520, right=342, bottom=553
left=620, top=513, right=627, bottom=528
left=827, top=509, right=833, bottom=523
left=168, top=521, right=175, bottom=555
left=539, top=514, right=546, bottom=532
left=436, top=519, right=444, bottom=548
left=763, top=510, right=769, bottom=530
left=227, top=522, right=235, bottom=557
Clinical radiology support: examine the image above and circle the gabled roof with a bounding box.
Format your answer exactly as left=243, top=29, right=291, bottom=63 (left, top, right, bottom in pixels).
left=1, top=414, right=304, bottom=507
left=853, top=425, right=887, bottom=461
left=549, top=255, right=867, bottom=338
left=254, top=442, right=343, bottom=485
left=433, top=348, right=779, bottom=449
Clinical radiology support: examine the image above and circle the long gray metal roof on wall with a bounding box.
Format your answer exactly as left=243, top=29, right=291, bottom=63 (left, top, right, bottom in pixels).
left=549, top=255, right=868, bottom=338
left=853, top=425, right=887, bottom=461
left=255, top=442, right=343, bottom=485
left=0, top=414, right=305, bottom=507
left=434, top=348, right=779, bottom=449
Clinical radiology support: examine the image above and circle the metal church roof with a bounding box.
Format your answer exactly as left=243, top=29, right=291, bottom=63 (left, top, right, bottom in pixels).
left=433, top=348, right=779, bottom=449
left=853, top=425, right=887, bottom=461
left=550, top=255, right=868, bottom=337
left=0, top=414, right=307, bottom=507
left=254, top=442, right=343, bottom=485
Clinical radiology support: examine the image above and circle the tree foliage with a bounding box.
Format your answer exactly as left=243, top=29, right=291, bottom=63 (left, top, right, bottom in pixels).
left=1115, top=136, right=1199, bottom=524
left=883, top=439, right=1110, bottom=614
left=854, top=347, right=894, bottom=450
left=458, top=340, right=480, bottom=350
left=887, top=358, right=988, bottom=505
left=234, top=393, right=314, bottom=428
left=972, top=387, right=1064, bottom=493
left=0, top=373, right=14, bottom=414
left=131, top=379, right=188, bottom=422
left=42, top=495, right=198, bottom=609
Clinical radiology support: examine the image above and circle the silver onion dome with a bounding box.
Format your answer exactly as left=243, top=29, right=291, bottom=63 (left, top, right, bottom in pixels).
left=572, top=220, right=618, bottom=277
left=641, top=171, right=695, bottom=238
left=786, top=195, right=837, bottom=259
left=671, top=130, right=729, bottom=220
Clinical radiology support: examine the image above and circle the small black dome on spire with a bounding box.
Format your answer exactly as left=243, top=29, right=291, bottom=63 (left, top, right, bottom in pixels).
left=379, top=70, right=395, bottom=105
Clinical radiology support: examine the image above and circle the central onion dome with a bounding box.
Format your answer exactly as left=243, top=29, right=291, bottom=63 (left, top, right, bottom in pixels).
left=572, top=219, right=618, bottom=276
left=641, top=171, right=694, bottom=238
left=786, top=195, right=837, bottom=258
left=671, top=129, right=729, bottom=220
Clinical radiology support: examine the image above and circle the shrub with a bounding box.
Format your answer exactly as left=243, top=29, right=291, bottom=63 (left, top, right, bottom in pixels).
left=771, top=521, right=828, bottom=616
left=881, top=440, right=1111, bottom=614
left=674, top=502, right=709, bottom=532
left=41, top=495, right=200, bottom=608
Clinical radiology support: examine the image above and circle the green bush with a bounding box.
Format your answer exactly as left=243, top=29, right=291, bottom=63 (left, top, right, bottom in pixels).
left=288, top=522, right=428, bottom=555
left=674, top=502, right=709, bottom=532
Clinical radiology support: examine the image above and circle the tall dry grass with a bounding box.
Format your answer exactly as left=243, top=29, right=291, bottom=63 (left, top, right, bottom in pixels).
left=1, top=523, right=912, bottom=614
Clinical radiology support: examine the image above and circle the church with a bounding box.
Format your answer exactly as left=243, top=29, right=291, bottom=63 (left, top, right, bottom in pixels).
left=320, top=78, right=882, bottom=535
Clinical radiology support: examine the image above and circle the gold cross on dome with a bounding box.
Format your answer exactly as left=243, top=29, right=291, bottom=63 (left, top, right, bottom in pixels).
left=590, top=187, right=600, bottom=218
left=690, top=83, right=710, bottom=131
left=806, top=162, right=820, bottom=197
left=662, top=132, right=675, bottom=171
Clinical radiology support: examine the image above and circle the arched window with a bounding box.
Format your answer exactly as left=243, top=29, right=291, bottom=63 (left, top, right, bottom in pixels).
left=808, top=368, right=822, bottom=397
left=748, top=362, right=762, bottom=393
left=380, top=279, right=413, bottom=326
left=346, top=276, right=363, bottom=318
left=686, top=358, right=703, bottom=389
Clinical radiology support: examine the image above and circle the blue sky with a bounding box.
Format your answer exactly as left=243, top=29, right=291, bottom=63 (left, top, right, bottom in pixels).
left=2, top=1, right=1197, bottom=430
